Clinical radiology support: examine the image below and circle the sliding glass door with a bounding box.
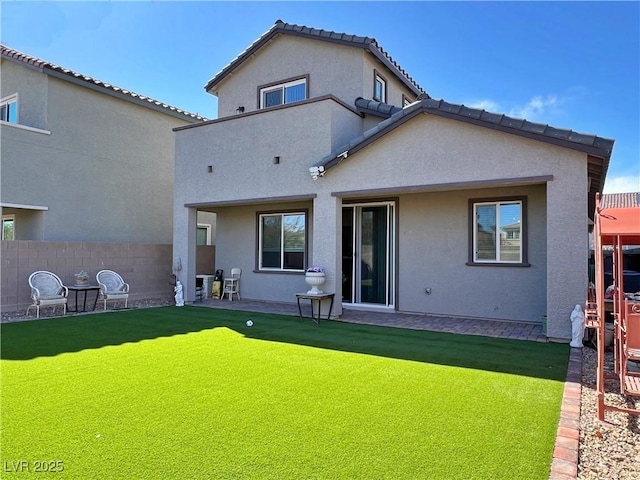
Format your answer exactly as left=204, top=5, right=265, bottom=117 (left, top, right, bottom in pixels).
left=342, top=202, right=395, bottom=307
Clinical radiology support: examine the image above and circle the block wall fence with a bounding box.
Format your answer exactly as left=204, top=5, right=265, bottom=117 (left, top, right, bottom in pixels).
left=1, top=241, right=215, bottom=313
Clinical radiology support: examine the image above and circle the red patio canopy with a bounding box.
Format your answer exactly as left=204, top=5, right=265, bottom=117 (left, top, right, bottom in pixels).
left=599, top=208, right=640, bottom=245
left=598, top=193, right=640, bottom=245
left=591, top=192, right=640, bottom=421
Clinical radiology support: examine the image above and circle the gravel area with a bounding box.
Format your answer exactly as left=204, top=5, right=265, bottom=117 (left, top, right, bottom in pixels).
left=2, top=301, right=639, bottom=478
left=579, top=346, right=639, bottom=480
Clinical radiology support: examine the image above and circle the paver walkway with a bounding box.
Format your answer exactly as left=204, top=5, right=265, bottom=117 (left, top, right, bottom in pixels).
left=195, top=297, right=547, bottom=342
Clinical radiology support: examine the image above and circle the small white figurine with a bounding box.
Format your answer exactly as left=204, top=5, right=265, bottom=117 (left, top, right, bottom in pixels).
left=570, top=304, right=585, bottom=348
left=174, top=280, right=184, bottom=307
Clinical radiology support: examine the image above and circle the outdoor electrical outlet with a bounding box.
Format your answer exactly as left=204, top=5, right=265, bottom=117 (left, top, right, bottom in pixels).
left=425, top=288, right=432, bottom=295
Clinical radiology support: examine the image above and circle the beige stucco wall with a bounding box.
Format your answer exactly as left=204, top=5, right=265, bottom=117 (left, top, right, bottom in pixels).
left=173, top=99, right=358, bottom=299
left=397, top=186, right=547, bottom=322
left=0, top=58, right=49, bottom=130
left=176, top=94, right=589, bottom=339
left=1, top=59, right=195, bottom=243
left=213, top=202, right=314, bottom=302
left=213, top=35, right=416, bottom=118
left=174, top=99, right=361, bottom=206
left=321, top=114, right=587, bottom=338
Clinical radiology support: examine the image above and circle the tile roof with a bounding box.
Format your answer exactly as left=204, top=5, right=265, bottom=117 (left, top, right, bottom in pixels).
left=315, top=97, right=613, bottom=218
left=600, top=192, right=640, bottom=209
left=354, top=97, right=403, bottom=118
left=204, top=20, right=426, bottom=97
left=1, top=44, right=206, bottom=122
left=315, top=97, right=614, bottom=173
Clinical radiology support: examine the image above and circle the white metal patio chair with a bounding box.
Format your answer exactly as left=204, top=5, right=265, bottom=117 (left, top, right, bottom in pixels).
left=96, top=269, right=130, bottom=310
left=27, top=271, right=68, bottom=318
left=222, top=268, right=241, bottom=301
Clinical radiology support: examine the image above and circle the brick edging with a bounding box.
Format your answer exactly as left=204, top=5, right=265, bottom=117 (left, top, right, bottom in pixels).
left=549, top=347, right=582, bottom=479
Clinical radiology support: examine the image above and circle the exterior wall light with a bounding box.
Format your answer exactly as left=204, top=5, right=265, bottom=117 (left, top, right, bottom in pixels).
left=236, top=106, right=245, bottom=114
left=309, top=165, right=325, bottom=180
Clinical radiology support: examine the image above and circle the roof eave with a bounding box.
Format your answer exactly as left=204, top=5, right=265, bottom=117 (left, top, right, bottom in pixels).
left=425, top=107, right=614, bottom=159
left=316, top=101, right=613, bottom=177
left=45, top=68, right=203, bottom=123
left=365, top=45, right=424, bottom=97
left=204, top=23, right=282, bottom=94
left=204, top=21, right=426, bottom=97
left=1, top=45, right=205, bottom=122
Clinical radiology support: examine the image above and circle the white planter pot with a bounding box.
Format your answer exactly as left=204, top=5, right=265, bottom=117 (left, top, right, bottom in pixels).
left=305, top=272, right=325, bottom=294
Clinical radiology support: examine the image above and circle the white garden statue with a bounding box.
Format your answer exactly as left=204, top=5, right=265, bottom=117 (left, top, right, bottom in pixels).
left=570, top=304, right=585, bottom=348
left=174, top=280, right=185, bottom=307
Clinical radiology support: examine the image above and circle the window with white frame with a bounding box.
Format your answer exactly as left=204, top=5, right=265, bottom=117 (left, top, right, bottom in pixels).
left=259, top=78, right=307, bottom=109
left=0, top=93, right=18, bottom=124
left=373, top=72, right=386, bottom=103
left=470, top=198, right=526, bottom=264
left=2, top=215, right=15, bottom=240
left=196, top=224, right=211, bottom=245
left=258, top=211, right=306, bottom=271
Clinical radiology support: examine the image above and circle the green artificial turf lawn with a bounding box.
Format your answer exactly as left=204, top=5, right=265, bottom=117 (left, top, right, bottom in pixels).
left=1, top=307, right=569, bottom=479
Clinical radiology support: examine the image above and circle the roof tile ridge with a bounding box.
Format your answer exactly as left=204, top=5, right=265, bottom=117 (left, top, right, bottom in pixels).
left=2, top=44, right=205, bottom=121
left=374, top=43, right=425, bottom=94
left=1, top=44, right=48, bottom=68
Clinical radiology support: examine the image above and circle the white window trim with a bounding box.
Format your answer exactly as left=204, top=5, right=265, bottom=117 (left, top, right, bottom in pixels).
left=258, top=211, right=306, bottom=271
left=2, top=214, right=15, bottom=241
left=0, top=121, right=51, bottom=135
left=1, top=93, right=18, bottom=124
left=259, top=78, right=307, bottom=109
left=374, top=73, right=386, bottom=103
left=473, top=200, right=523, bottom=264
left=197, top=223, right=212, bottom=245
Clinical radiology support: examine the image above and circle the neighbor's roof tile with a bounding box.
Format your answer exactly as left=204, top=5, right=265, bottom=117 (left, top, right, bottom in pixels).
left=1, top=44, right=206, bottom=121
left=601, top=193, right=640, bottom=209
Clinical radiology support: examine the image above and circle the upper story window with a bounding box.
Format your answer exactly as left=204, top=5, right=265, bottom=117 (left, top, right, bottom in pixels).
left=469, top=197, right=528, bottom=265
left=259, top=77, right=307, bottom=109
left=402, top=95, right=413, bottom=107
left=0, top=93, right=18, bottom=124
left=373, top=71, right=386, bottom=103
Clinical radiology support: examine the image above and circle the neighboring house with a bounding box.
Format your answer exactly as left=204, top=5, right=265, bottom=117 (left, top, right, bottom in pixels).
left=0, top=44, right=212, bottom=243
left=173, top=20, right=613, bottom=341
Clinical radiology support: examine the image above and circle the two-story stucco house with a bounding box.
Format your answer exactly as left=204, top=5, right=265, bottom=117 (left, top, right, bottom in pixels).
left=173, top=20, right=614, bottom=341
left=0, top=45, right=217, bottom=312
left=0, top=44, right=209, bottom=243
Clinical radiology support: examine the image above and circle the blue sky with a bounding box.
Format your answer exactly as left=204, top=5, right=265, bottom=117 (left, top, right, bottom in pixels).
left=2, top=1, right=638, bottom=193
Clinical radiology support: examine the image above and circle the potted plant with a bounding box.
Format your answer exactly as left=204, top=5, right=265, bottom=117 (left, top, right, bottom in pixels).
left=74, top=270, right=90, bottom=286
left=305, top=266, right=325, bottom=294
